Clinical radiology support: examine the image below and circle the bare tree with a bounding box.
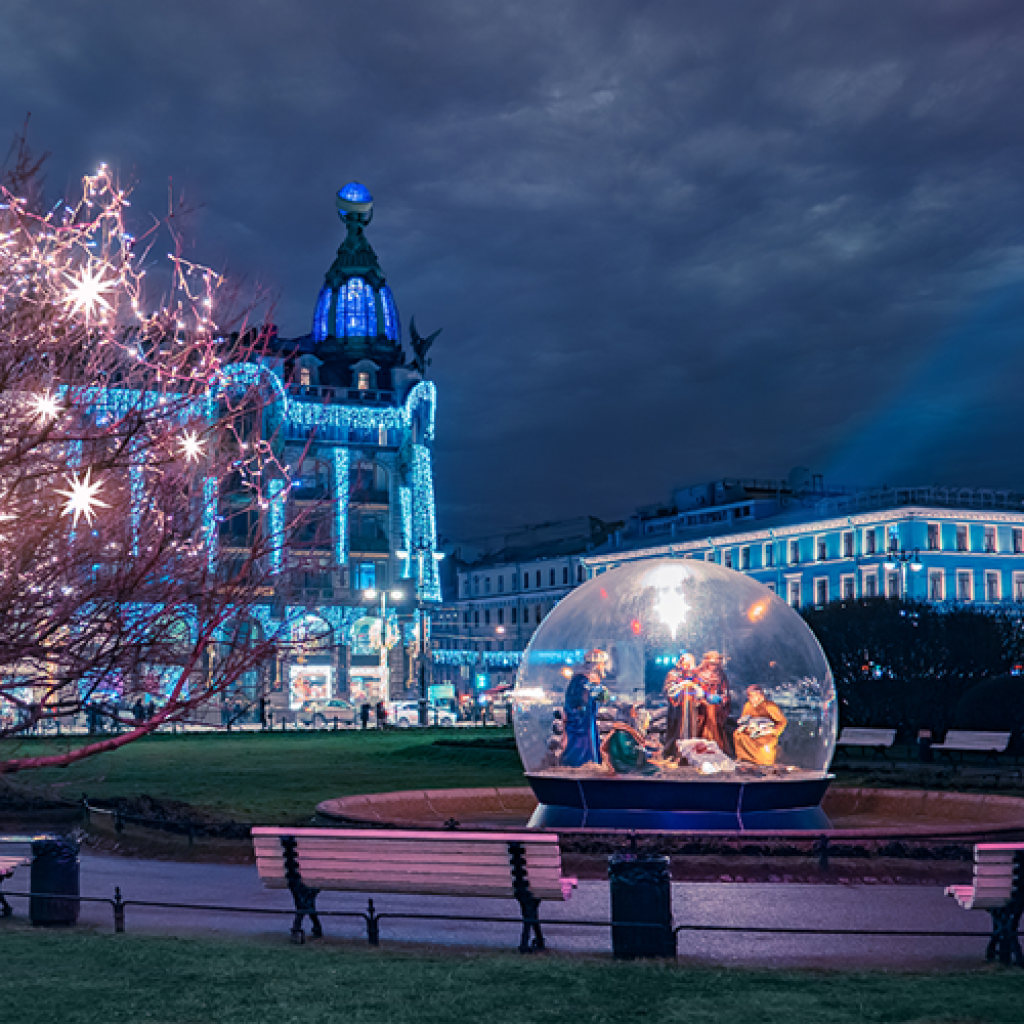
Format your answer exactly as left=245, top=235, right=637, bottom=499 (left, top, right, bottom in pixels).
left=0, top=148, right=300, bottom=772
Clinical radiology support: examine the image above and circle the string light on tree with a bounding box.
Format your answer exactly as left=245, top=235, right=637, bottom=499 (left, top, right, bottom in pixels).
left=55, top=468, right=109, bottom=527
left=179, top=430, right=206, bottom=462
left=63, top=263, right=116, bottom=322
left=29, top=393, right=61, bottom=421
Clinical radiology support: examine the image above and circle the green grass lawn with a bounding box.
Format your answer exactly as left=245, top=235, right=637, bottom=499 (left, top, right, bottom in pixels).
left=0, top=928, right=1016, bottom=1024
left=0, top=730, right=525, bottom=823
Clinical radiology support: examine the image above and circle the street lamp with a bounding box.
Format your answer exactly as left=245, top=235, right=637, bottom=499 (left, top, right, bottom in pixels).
left=364, top=587, right=404, bottom=703
left=396, top=547, right=445, bottom=725
left=883, top=546, right=923, bottom=600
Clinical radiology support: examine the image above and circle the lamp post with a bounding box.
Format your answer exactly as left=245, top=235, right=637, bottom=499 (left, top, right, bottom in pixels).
left=363, top=587, right=404, bottom=703
left=883, top=545, right=923, bottom=600
left=396, top=546, right=445, bottom=726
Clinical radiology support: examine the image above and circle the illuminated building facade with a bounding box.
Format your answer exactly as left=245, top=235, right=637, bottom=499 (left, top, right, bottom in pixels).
left=432, top=518, right=619, bottom=704
left=583, top=476, right=1024, bottom=611
left=243, top=182, right=442, bottom=713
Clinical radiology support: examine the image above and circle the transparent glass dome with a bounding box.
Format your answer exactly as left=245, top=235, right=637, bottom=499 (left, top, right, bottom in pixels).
left=514, top=559, right=837, bottom=781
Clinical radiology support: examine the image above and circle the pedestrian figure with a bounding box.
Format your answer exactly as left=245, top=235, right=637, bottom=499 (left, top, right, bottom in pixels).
left=375, top=701, right=387, bottom=730
left=360, top=703, right=370, bottom=730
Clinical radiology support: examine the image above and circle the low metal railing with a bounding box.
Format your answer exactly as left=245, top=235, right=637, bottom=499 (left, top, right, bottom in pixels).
left=0, top=887, right=995, bottom=948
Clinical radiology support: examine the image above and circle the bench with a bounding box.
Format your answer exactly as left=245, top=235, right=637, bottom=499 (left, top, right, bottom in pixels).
left=252, top=827, right=577, bottom=952
left=0, top=852, right=30, bottom=917
left=930, top=731, right=1012, bottom=764
left=835, top=728, right=897, bottom=761
left=946, top=843, right=1024, bottom=965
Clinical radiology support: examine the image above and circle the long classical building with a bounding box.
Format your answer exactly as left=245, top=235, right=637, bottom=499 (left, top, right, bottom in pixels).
left=431, top=518, right=619, bottom=703
left=583, top=476, right=1024, bottom=608
left=238, top=182, right=442, bottom=715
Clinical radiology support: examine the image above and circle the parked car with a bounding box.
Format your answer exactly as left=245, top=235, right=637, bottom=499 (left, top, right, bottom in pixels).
left=299, top=698, right=356, bottom=729
left=389, top=700, right=457, bottom=728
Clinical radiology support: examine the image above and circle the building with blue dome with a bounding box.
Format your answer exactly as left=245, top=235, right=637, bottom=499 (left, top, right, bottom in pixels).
left=249, top=182, right=443, bottom=714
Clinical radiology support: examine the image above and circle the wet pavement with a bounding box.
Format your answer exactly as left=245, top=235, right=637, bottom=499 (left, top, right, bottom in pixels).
left=0, top=848, right=996, bottom=969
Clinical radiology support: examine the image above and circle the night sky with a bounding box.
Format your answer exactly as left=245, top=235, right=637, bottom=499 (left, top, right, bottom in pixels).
left=4, top=2, right=1024, bottom=541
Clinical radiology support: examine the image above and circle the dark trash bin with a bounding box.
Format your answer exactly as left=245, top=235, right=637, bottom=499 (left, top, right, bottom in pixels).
left=608, top=853, right=675, bottom=959
left=30, top=838, right=80, bottom=927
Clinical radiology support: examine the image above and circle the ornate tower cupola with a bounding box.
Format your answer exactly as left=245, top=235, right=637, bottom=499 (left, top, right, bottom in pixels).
left=312, top=182, right=403, bottom=379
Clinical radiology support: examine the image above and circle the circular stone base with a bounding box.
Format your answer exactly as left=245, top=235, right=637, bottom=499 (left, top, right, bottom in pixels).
left=317, top=785, right=1024, bottom=837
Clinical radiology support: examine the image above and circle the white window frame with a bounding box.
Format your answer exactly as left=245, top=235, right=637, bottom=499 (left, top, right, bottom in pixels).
left=864, top=529, right=877, bottom=555
left=840, top=574, right=855, bottom=600
left=786, top=577, right=801, bottom=608
left=984, top=526, right=997, bottom=554
left=816, top=536, right=827, bottom=562
left=764, top=542, right=774, bottom=568
left=985, top=571, right=1000, bottom=603
left=814, top=576, right=828, bottom=607
left=928, top=570, right=944, bottom=601
left=956, top=569, right=973, bottom=601
left=927, top=522, right=940, bottom=552
left=861, top=567, right=878, bottom=598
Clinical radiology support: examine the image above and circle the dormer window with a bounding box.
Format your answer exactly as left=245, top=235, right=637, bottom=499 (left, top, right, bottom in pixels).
left=357, top=372, right=370, bottom=391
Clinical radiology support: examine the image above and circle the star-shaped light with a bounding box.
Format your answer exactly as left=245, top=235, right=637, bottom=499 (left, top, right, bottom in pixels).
left=179, top=430, right=206, bottom=462
left=56, top=468, right=109, bottom=527
left=30, top=392, right=61, bottom=421
left=63, top=264, right=115, bottom=321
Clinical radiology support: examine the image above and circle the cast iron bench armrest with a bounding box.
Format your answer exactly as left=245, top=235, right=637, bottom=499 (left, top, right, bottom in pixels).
left=251, top=826, right=577, bottom=952
left=944, top=842, right=1024, bottom=965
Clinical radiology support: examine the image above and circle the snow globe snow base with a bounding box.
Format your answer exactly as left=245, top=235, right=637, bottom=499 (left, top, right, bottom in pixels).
left=513, top=559, right=837, bottom=829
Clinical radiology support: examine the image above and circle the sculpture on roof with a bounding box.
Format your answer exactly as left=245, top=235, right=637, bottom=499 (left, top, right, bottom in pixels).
left=408, top=315, right=442, bottom=376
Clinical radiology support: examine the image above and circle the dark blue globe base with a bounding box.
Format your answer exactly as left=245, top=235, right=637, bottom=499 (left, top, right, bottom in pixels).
left=526, top=773, right=833, bottom=831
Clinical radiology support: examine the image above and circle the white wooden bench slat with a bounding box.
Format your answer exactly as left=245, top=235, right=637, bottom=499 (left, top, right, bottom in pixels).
left=836, top=728, right=896, bottom=746
left=253, top=828, right=572, bottom=900
left=252, top=827, right=559, bottom=844
left=254, top=853, right=562, bottom=874
left=253, top=838, right=560, bottom=862
left=946, top=842, right=1024, bottom=922
left=258, top=874, right=566, bottom=897
left=256, top=860, right=565, bottom=887
left=252, top=842, right=558, bottom=863
left=931, top=731, right=1011, bottom=752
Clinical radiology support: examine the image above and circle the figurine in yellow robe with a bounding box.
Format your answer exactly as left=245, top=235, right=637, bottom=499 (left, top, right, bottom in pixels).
left=733, top=685, right=787, bottom=765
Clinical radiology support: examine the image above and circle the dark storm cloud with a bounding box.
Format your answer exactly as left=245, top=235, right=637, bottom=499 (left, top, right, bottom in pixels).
left=3, top=0, right=1024, bottom=537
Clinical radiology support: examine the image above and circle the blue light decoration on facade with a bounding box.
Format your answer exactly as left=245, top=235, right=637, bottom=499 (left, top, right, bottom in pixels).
left=331, top=447, right=350, bottom=565
left=433, top=650, right=526, bottom=669
left=411, top=443, right=441, bottom=602
left=381, top=285, right=400, bottom=342
left=203, top=477, right=219, bottom=573
left=332, top=278, right=379, bottom=339
left=398, top=485, right=413, bottom=580
left=129, top=444, right=145, bottom=557
left=313, top=286, right=331, bottom=342
left=268, top=479, right=285, bottom=574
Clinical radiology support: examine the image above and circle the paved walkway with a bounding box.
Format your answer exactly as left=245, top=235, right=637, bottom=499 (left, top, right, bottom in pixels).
left=0, top=848, right=995, bottom=969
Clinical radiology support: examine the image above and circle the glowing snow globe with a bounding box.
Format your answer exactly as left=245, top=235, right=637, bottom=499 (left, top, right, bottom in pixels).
left=514, top=558, right=837, bottom=829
